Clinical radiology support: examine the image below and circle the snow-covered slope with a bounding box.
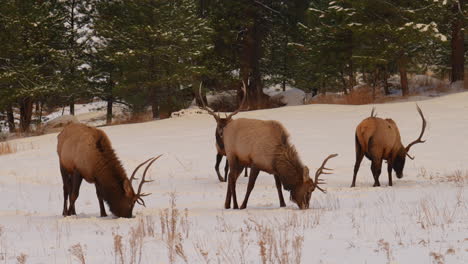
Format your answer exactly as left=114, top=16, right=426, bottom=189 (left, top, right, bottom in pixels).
left=0, top=92, right=467, bottom=263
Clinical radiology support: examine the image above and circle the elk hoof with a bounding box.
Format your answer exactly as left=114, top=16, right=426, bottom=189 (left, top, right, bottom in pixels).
left=224, top=204, right=231, bottom=209
left=373, top=183, right=381, bottom=187
left=280, top=203, right=286, bottom=207
left=240, top=204, right=247, bottom=210
left=350, top=184, right=355, bottom=188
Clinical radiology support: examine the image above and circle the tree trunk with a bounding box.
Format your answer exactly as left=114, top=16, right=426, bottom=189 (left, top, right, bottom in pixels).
left=69, top=98, right=75, bottom=115
left=106, top=97, right=113, bottom=125
left=398, top=55, right=409, bottom=96
left=451, top=1, right=464, bottom=83
left=239, top=3, right=268, bottom=110
left=19, top=97, right=33, bottom=132
left=6, top=105, right=15, bottom=133
left=382, top=66, right=390, bottom=95
left=340, top=70, right=348, bottom=95
left=151, top=100, right=159, bottom=119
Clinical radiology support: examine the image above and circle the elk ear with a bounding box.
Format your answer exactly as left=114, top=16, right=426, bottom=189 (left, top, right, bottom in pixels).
left=123, top=180, right=134, bottom=197
left=303, top=166, right=310, bottom=183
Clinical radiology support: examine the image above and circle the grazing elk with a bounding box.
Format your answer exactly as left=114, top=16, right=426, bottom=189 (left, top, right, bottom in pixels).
left=199, top=83, right=248, bottom=182
left=223, top=118, right=338, bottom=210
left=57, top=123, right=161, bottom=218
left=351, top=105, right=427, bottom=187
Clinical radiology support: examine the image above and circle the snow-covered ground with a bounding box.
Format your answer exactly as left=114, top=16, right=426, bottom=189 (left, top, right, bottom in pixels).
left=0, top=91, right=467, bottom=263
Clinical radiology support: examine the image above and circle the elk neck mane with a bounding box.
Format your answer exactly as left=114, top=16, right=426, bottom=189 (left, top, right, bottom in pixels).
left=93, top=132, right=128, bottom=199
left=272, top=133, right=304, bottom=191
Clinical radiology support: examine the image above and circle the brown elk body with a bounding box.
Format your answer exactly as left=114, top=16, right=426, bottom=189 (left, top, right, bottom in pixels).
left=57, top=123, right=159, bottom=218
left=351, top=106, right=426, bottom=187
left=223, top=118, right=337, bottom=209
left=199, top=82, right=336, bottom=209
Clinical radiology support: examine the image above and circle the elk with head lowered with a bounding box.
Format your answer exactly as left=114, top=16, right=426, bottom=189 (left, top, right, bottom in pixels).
left=199, top=83, right=248, bottom=182
left=57, top=123, right=161, bottom=218
left=351, top=105, right=427, bottom=187
left=200, top=83, right=337, bottom=209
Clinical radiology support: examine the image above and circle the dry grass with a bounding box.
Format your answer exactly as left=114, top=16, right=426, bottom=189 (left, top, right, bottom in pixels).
left=16, top=253, right=27, bottom=264
left=377, top=239, right=393, bottom=264
left=307, top=86, right=396, bottom=105
left=111, top=112, right=153, bottom=126
left=69, top=243, right=86, bottom=264
left=113, top=234, right=125, bottom=264
left=248, top=216, right=306, bottom=264
left=160, top=193, right=189, bottom=264
left=0, top=141, right=16, bottom=155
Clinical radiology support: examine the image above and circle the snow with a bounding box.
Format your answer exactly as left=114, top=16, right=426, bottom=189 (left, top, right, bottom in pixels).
left=0, top=92, right=467, bottom=263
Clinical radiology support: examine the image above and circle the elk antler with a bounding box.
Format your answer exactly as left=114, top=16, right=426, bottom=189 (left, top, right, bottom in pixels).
left=313, top=154, right=338, bottom=193
left=225, top=81, right=247, bottom=120
left=198, top=82, right=220, bottom=122
left=405, top=105, right=427, bottom=157
left=135, top=154, right=162, bottom=207
left=129, top=157, right=155, bottom=182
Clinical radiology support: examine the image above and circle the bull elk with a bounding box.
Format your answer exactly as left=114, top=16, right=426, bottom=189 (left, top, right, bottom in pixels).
left=200, top=82, right=337, bottom=209
left=351, top=105, right=427, bottom=187
left=223, top=118, right=338, bottom=209
left=199, top=82, right=248, bottom=182
left=57, top=123, right=161, bottom=218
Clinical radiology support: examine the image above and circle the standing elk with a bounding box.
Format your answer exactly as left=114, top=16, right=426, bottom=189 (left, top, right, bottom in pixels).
left=57, top=123, right=161, bottom=218
left=199, top=83, right=248, bottom=182
left=351, top=105, right=427, bottom=187
left=223, top=118, right=338, bottom=210
left=200, top=82, right=337, bottom=209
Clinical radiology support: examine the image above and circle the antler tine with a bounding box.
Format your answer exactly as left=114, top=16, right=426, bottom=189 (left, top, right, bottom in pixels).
left=226, top=81, right=247, bottom=120
left=406, top=153, right=415, bottom=160
left=129, top=157, right=156, bottom=182
left=313, top=154, right=338, bottom=193
left=198, top=82, right=220, bottom=121
left=405, top=105, right=427, bottom=153
left=136, top=154, right=162, bottom=198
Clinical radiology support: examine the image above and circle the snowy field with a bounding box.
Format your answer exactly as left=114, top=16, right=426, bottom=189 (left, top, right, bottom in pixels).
left=0, top=92, right=467, bottom=263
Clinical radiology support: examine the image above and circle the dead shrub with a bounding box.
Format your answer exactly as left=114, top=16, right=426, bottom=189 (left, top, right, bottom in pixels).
left=0, top=141, right=16, bottom=155
left=69, top=243, right=86, bottom=264
left=16, top=253, right=27, bottom=264
left=160, top=193, right=188, bottom=264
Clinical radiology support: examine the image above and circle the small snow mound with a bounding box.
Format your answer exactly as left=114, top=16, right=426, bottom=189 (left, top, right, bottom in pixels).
left=270, top=88, right=306, bottom=106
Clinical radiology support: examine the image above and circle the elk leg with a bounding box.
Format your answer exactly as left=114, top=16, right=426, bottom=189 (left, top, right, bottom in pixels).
left=387, top=162, right=393, bottom=187
left=225, top=168, right=235, bottom=209
left=240, top=167, right=260, bottom=209
left=95, top=185, right=108, bottom=217
left=351, top=134, right=364, bottom=187
left=223, top=158, right=229, bottom=182
left=68, top=170, right=83, bottom=215
left=230, top=166, right=242, bottom=209
left=244, top=167, right=248, bottom=177
left=215, top=153, right=224, bottom=182
left=371, top=159, right=382, bottom=187
left=60, top=165, right=70, bottom=216
left=274, top=174, right=286, bottom=207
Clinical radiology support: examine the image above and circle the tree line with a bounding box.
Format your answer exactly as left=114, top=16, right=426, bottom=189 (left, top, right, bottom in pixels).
left=0, top=0, right=466, bottom=132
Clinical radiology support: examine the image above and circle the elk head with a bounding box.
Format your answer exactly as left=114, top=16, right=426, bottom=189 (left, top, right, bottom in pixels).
left=198, top=82, right=247, bottom=139
left=290, top=154, right=338, bottom=209
left=394, top=105, right=427, bottom=178
left=116, top=155, right=161, bottom=218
